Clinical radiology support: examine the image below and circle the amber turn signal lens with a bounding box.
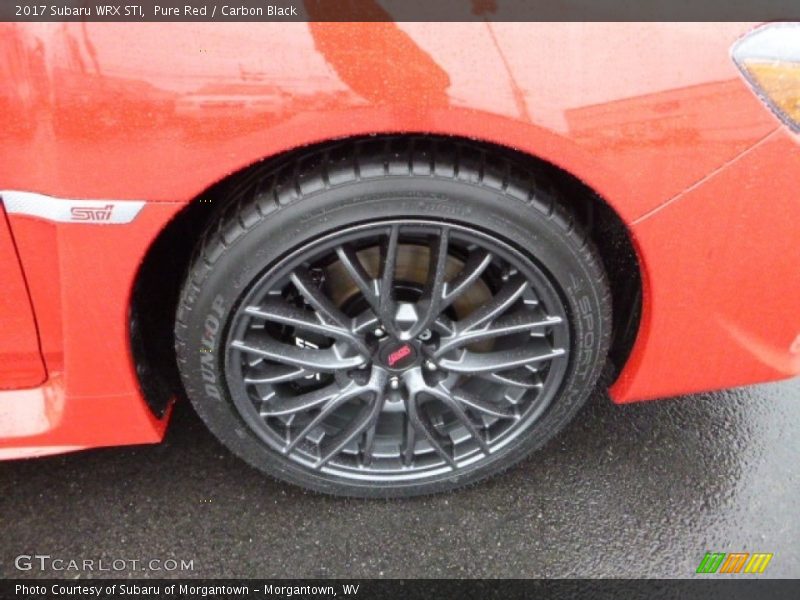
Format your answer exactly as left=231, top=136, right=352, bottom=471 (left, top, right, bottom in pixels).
left=733, top=24, right=800, bottom=132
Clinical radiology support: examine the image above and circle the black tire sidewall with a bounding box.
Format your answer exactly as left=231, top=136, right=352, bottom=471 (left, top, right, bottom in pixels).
left=177, top=177, right=609, bottom=497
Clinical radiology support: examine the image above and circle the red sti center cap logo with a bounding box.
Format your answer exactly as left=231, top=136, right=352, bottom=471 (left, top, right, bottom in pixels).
left=387, top=345, right=412, bottom=367
left=383, top=343, right=417, bottom=370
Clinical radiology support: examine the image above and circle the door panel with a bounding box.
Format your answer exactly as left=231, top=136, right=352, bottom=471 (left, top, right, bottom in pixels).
left=0, top=201, right=45, bottom=388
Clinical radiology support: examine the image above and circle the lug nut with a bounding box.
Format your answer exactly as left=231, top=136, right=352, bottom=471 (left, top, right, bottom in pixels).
left=418, top=329, right=432, bottom=341
left=374, top=327, right=385, bottom=338
left=425, top=360, right=438, bottom=371
left=390, top=377, right=400, bottom=390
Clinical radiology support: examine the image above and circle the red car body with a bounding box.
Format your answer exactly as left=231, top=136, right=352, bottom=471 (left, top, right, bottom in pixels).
left=1, top=22, right=798, bottom=459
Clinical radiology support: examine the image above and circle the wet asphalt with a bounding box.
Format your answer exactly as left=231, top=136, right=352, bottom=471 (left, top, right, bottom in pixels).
left=1, top=379, right=798, bottom=579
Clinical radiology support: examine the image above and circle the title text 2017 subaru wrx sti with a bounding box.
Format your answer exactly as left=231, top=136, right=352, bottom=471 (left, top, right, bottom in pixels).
left=1, top=22, right=799, bottom=496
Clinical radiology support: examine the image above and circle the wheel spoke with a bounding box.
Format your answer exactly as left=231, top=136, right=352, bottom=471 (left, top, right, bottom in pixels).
left=290, top=268, right=370, bottom=356
left=452, top=387, right=517, bottom=419
left=335, top=244, right=381, bottom=315
left=244, top=363, right=311, bottom=384
left=442, top=249, right=492, bottom=308
left=454, top=275, right=529, bottom=333
left=314, top=370, right=388, bottom=468
left=403, top=369, right=457, bottom=468
left=290, top=268, right=354, bottom=335
left=232, top=334, right=365, bottom=372
left=435, top=308, right=562, bottom=356
left=378, top=225, right=400, bottom=331
left=353, top=311, right=380, bottom=335
left=439, top=339, right=565, bottom=374
left=245, top=300, right=366, bottom=351
left=424, top=381, right=490, bottom=454
left=405, top=228, right=449, bottom=338
left=360, top=417, right=378, bottom=466
left=475, top=368, right=544, bottom=389
left=402, top=416, right=416, bottom=467
left=406, top=401, right=457, bottom=469
left=259, top=383, right=341, bottom=417
left=284, top=380, right=370, bottom=453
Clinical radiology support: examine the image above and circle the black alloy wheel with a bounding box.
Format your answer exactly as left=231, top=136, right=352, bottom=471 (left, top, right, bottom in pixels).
left=175, top=137, right=611, bottom=497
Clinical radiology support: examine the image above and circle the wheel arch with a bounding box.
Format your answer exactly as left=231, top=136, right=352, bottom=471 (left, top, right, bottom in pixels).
left=129, top=134, right=643, bottom=416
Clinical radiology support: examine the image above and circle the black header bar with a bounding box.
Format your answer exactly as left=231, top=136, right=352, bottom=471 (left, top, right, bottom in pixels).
left=3, top=0, right=800, bottom=22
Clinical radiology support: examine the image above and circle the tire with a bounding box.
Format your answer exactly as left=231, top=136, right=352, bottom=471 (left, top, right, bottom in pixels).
left=175, top=137, right=611, bottom=498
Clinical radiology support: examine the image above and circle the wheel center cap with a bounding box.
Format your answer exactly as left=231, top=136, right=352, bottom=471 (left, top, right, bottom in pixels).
left=378, top=340, right=420, bottom=372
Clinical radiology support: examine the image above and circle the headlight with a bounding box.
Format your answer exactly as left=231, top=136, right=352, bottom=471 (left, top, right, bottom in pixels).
left=732, top=23, right=800, bottom=132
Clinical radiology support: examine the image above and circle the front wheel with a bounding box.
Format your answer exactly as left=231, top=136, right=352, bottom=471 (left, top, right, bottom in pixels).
left=175, top=138, right=611, bottom=497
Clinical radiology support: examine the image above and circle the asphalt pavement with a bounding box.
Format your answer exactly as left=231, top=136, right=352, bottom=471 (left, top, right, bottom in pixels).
left=2, top=379, right=798, bottom=579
